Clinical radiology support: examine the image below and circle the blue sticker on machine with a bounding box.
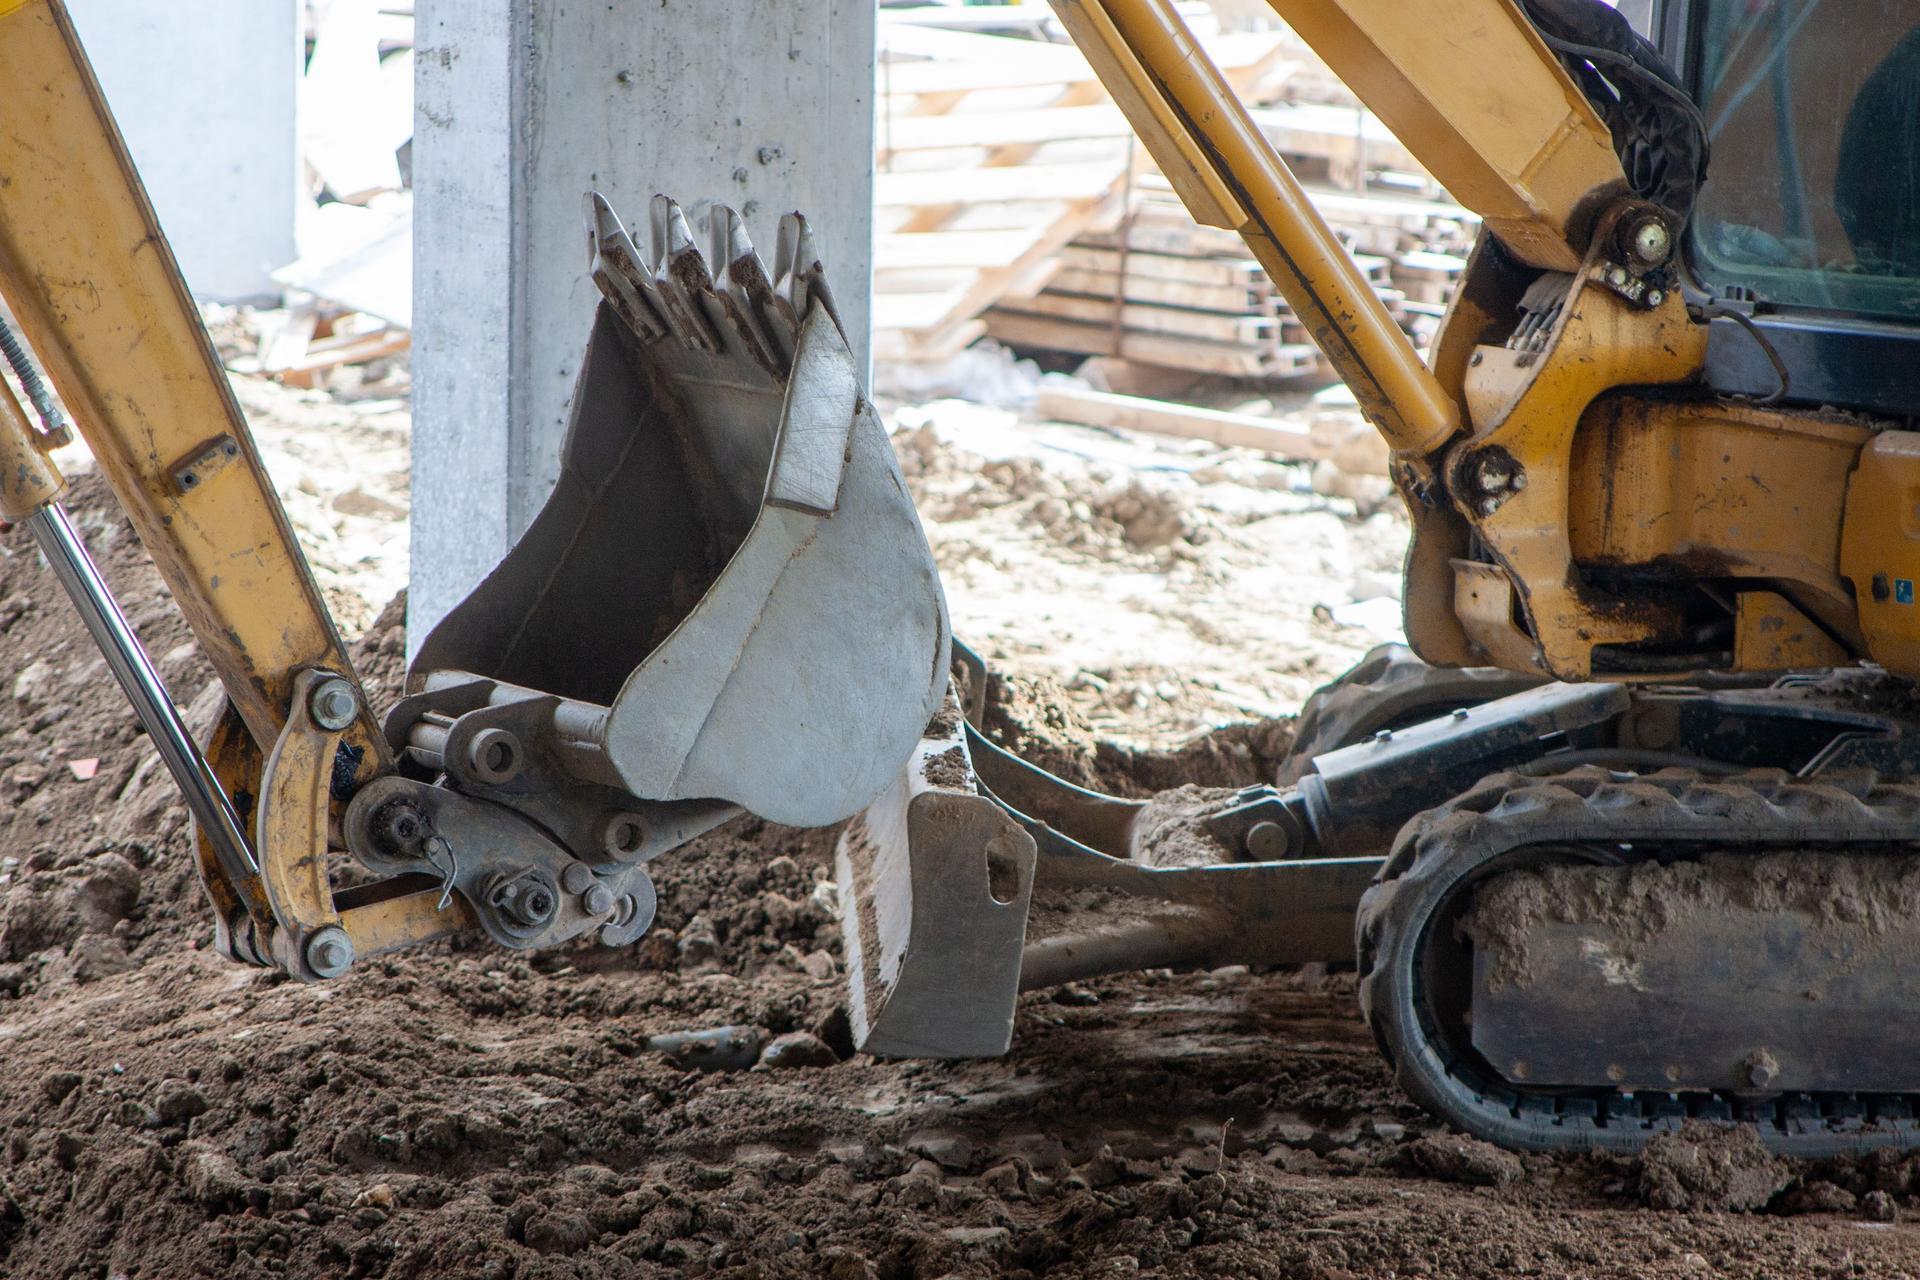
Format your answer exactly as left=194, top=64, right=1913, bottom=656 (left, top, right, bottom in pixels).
left=1900, top=579, right=1915, bottom=606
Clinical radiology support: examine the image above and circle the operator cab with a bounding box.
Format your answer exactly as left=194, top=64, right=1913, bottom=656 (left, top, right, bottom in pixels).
left=1660, top=0, right=1920, bottom=419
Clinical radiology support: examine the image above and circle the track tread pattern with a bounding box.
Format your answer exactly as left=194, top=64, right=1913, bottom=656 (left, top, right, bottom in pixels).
left=1357, top=765, right=1920, bottom=1155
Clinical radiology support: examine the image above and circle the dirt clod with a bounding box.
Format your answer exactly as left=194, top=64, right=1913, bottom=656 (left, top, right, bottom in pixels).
left=1639, top=1122, right=1792, bottom=1212
left=1407, top=1133, right=1525, bottom=1187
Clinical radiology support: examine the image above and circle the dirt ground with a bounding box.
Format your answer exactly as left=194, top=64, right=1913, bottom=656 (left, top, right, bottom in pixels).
left=6, top=369, right=1920, bottom=1278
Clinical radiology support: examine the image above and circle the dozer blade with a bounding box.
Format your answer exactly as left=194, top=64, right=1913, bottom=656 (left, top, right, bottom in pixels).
left=397, top=194, right=947, bottom=885
left=836, top=695, right=1038, bottom=1058
left=836, top=646, right=1382, bottom=1058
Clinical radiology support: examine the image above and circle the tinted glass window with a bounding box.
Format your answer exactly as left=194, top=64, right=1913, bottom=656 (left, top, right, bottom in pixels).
left=1689, top=1, right=1920, bottom=318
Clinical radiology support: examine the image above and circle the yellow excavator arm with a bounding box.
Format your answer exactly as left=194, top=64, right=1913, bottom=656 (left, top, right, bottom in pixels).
left=1055, top=0, right=1915, bottom=688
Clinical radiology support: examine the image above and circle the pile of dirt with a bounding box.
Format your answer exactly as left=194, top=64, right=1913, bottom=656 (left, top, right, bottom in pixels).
left=890, top=405, right=1409, bottom=747
left=8, top=477, right=1920, bottom=1278
left=979, top=669, right=1296, bottom=799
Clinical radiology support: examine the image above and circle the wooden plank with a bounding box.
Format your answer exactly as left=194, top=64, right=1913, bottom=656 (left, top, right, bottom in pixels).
left=880, top=104, right=1131, bottom=153
left=1041, top=267, right=1270, bottom=314
left=985, top=310, right=1319, bottom=378
left=273, top=325, right=411, bottom=388
left=1078, top=218, right=1251, bottom=259
left=876, top=229, right=1039, bottom=270
left=875, top=162, right=1122, bottom=208
left=1057, top=245, right=1264, bottom=288
left=1250, top=103, right=1422, bottom=175
left=872, top=291, right=970, bottom=332
left=873, top=318, right=987, bottom=363
left=1008, top=293, right=1278, bottom=343
left=879, top=30, right=1288, bottom=98
left=908, top=187, right=1120, bottom=353
left=1034, top=386, right=1328, bottom=459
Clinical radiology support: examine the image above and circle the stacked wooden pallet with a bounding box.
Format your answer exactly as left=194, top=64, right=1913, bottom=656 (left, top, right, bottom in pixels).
left=985, top=187, right=1473, bottom=380
left=874, top=15, right=1482, bottom=379
left=872, top=20, right=1297, bottom=362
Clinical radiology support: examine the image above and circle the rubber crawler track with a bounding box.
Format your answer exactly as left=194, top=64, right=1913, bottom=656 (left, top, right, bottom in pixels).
left=1357, top=765, right=1920, bottom=1155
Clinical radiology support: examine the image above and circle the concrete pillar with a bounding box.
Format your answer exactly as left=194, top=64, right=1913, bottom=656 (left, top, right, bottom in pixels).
left=410, top=0, right=876, bottom=647
left=65, top=0, right=301, bottom=302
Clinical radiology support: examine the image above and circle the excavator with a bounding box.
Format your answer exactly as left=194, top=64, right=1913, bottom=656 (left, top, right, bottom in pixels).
left=2, top=0, right=1918, bottom=1158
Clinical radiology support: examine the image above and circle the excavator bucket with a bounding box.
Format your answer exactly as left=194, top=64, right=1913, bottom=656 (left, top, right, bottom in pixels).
left=400, top=194, right=949, bottom=863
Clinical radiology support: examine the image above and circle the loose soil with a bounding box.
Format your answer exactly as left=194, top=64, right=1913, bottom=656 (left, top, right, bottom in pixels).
left=5, top=477, right=1920, bottom=1278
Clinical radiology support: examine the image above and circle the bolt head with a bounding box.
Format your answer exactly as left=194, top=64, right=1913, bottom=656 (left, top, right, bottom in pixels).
left=1644, top=289, right=1666, bottom=308
left=1606, top=265, right=1629, bottom=286
left=308, top=677, right=359, bottom=731
left=583, top=883, right=616, bottom=916
left=1631, top=219, right=1672, bottom=266
left=304, top=926, right=354, bottom=979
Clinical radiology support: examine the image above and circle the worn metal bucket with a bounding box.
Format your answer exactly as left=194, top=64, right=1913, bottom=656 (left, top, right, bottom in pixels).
left=400, top=195, right=949, bottom=857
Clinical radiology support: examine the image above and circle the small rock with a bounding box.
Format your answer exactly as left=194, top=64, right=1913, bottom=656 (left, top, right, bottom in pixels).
left=906, top=1131, right=975, bottom=1171
left=647, top=1025, right=761, bottom=1072
left=69, top=935, right=135, bottom=984
left=800, top=949, right=837, bottom=981
left=153, top=1079, right=208, bottom=1126
left=1051, top=984, right=1100, bottom=1007
left=757, top=1031, right=838, bottom=1070
left=1782, top=1180, right=1856, bottom=1215
left=74, top=854, right=141, bottom=931
left=979, top=1161, right=1027, bottom=1199
left=525, top=1210, right=595, bottom=1255
left=1865, top=1189, right=1899, bottom=1222
left=352, top=1183, right=396, bottom=1212
left=941, top=1225, right=1010, bottom=1256
left=11, top=660, right=53, bottom=708
left=676, top=915, right=720, bottom=967
left=179, top=1141, right=247, bottom=1209
left=1406, top=1134, right=1524, bottom=1188
left=39, top=1072, right=81, bottom=1105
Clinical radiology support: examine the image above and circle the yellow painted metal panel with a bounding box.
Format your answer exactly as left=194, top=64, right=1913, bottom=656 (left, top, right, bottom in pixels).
left=0, top=1, right=386, bottom=771
left=1052, top=0, right=1460, bottom=458
left=1275, top=0, right=1625, bottom=270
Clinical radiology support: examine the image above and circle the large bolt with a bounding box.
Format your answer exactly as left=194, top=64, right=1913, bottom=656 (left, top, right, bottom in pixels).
left=490, top=873, right=557, bottom=929
left=583, top=883, right=616, bottom=916
left=1631, top=218, right=1673, bottom=267
left=308, top=676, right=359, bottom=731
left=1745, top=1048, right=1780, bottom=1089
left=305, top=925, right=354, bottom=979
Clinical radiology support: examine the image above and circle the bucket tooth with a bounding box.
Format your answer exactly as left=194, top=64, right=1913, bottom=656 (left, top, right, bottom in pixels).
left=773, top=211, right=843, bottom=342
left=584, top=193, right=667, bottom=343
left=646, top=195, right=723, bottom=354
left=708, top=203, right=790, bottom=370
